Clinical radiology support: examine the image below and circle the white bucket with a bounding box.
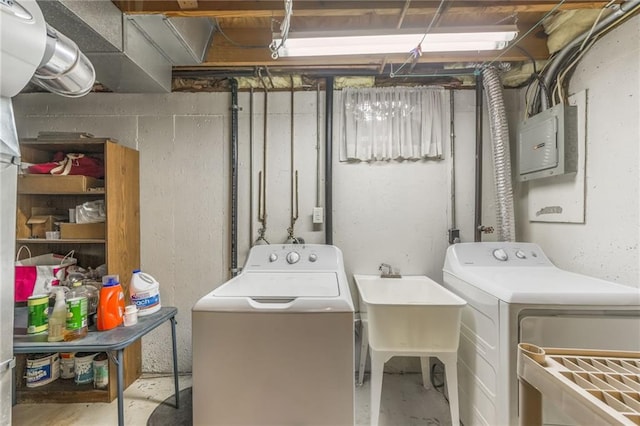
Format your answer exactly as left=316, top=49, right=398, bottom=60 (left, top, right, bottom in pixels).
left=130, top=270, right=161, bottom=316
left=93, top=353, right=109, bottom=389
left=74, top=353, right=96, bottom=385
left=60, top=352, right=76, bottom=379
left=26, top=353, right=60, bottom=387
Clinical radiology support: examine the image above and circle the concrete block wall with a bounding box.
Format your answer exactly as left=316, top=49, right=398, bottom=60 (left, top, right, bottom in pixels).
left=14, top=93, right=231, bottom=373
left=516, top=14, right=640, bottom=287
left=13, top=88, right=505, bottom=372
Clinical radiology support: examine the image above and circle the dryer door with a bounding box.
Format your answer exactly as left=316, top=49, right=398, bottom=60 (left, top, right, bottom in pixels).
left=520, top=315, right=640, bottom=351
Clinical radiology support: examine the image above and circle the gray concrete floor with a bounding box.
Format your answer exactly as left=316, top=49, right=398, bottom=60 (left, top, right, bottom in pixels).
left=12, top=372, right=452, bottom=425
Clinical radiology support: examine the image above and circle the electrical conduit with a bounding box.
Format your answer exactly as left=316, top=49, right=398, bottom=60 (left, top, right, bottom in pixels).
left=541, top=0, right=640, bottom=110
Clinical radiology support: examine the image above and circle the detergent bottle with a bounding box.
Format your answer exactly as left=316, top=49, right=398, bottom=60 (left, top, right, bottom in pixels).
left=97, top=275, right=124, bottom=331
left=130, top=270, right=161, bottom=316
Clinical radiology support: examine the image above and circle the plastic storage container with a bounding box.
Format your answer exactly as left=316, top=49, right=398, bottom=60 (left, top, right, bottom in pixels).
left=130, top=270, right=161, bottom=316
left=97, top=275, right=124, bottom=331
left=123, top=305, right=138, bottom=327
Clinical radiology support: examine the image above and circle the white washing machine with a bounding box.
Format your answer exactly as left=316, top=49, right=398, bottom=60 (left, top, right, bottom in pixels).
left=192, top=244, right=354, bottom=426
left=442, top=242, right=640, bottom=426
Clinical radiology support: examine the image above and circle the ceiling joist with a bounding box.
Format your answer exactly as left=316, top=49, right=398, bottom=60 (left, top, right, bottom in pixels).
left=116, top=1, right=615, bottom=17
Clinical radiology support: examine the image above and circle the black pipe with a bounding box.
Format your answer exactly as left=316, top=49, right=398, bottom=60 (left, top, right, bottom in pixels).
left=230, top=78, right=239, bottom=276
left=173, top=68, right=479, bottom=79
left=324, top=77, right=334, bottom=245
left=474, top=72, right=483, bottom=242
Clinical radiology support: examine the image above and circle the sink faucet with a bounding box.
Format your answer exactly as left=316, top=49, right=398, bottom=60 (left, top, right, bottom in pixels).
left=379, top=263, right=401, bottom=278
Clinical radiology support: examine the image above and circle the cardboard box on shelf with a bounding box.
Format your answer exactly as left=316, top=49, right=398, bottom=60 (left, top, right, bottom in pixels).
left=27, top=208, right=66, bottom=238
left=59, top=222, right=105, bottom=239
left=18, top=175, right=104, bottom=193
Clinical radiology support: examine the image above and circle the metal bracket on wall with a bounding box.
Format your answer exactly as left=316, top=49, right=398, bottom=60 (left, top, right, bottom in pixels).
left=0, top=357, right=16, bottom=372
left=448, top=229, right=460, bottom=244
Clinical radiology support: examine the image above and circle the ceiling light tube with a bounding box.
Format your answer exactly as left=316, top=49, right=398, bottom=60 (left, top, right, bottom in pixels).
left=273, top=25, right=518, bottom=57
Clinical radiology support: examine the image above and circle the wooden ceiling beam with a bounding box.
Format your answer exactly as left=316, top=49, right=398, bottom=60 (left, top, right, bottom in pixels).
left=202, top=28, right=548, bottom=68
left=176, top=0, right=198, bottom=9
left=114, top=1, right=614, bottom=17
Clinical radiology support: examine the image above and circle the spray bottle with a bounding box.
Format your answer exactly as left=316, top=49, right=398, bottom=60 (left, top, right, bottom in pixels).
left=48, top=288, right=66, bottom=342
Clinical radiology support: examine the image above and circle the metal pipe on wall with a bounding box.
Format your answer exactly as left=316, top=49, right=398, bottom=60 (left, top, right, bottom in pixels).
left=324, top=77, right=334, bottom=245
left=229, top=78, right=239, bottom=276
left=448, top=89, right=460, bottom=244
left=249, top=88, right=254, bottom=248
left=474, top=72, right=483, bottom=242
left=450, top=91, right=456, bottom=227
left=316, top=82, right=322, bottom=208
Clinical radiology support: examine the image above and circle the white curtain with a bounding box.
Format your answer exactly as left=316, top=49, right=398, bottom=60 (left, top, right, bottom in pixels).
left=340, top=86, right=446, bottom=162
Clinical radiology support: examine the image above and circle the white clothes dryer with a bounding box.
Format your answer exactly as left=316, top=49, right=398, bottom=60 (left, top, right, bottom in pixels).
left=192, top=244, right=354, bottom=426
left=442, top=242, right=640, bottom=426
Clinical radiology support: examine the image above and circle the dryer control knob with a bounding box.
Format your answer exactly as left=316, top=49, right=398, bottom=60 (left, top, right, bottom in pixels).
left=269, top=253, right=278, bottom=262
left=286, top=251, right=300, bottom=264
left=515, top=250, right=527, bottom=259
left=493, top=248, right=509, bottom=261
left=308, top=254, right=318, bottom=262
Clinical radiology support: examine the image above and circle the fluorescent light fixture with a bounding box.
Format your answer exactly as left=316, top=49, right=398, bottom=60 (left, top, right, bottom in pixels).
left=273, top=26, right=518, bottom=57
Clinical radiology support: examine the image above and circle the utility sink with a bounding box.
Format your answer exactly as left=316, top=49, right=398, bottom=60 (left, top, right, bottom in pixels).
left=354, top=275, right=466, bottom=352
left=354, top=275, right=467, bottom=426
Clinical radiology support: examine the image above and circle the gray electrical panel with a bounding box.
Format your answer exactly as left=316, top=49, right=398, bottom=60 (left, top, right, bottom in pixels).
left=518, top=103, right=578, bottom=181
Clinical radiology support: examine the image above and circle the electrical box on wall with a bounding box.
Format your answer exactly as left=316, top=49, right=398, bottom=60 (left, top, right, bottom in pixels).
left=518, top=103, right=578, bottom=181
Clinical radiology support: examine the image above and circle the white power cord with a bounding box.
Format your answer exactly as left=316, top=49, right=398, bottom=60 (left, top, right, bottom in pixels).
left=269, top=0, right=293, bottom=59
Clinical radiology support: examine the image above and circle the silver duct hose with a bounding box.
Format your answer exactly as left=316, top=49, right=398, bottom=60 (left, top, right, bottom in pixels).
left=482, top=67, right=516, bottom=242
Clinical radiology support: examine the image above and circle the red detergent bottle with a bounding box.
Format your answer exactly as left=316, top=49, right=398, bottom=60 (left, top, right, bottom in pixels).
left=97, top=275, right=125, bottom=331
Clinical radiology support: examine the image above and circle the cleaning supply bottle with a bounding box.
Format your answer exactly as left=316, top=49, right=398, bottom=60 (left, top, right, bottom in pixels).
left=97, top=275, right=124, bottom=331
left=48, top=288, right=67, bottom=342
left=65, top=292, right=88, bottom=341
left=69, top=280, right=99, bottom=323
left=130, top=270, right=161, bottom=316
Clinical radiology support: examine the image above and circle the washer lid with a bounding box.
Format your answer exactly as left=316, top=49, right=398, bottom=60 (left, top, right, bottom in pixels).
left=445, top=266, right=640, bottom=305
left=213, top=272, right=340, bottom=298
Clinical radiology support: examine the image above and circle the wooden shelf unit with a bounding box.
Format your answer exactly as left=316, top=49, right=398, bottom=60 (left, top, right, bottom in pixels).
left=14, top=137, right=142, bottom=403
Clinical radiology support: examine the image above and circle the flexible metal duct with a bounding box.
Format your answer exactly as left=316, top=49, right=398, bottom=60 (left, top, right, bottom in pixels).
left=482, top=67, right=516, bottom=242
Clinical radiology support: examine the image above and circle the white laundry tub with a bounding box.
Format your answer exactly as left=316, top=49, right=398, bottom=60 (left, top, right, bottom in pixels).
left=354, top=275, right=466, bottom=353
left=354, top=274, right=467, bottom=425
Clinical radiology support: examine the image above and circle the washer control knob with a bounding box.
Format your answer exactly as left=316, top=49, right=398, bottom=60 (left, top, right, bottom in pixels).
left=269, top=253, right=278, bottom=262
left=515, top=250, right=527, bottom=259
left=493, top=248, right=509, bottom=261
left=308, top=253, right=318, bottom=262
left=286, top=251, right=300, bottom=264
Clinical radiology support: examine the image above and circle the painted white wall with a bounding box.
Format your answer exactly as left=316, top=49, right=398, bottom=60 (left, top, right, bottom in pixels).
left=12, top=85, right=515, bottom=372
left=9, top=16, right=639, bottom=376
left=12, top=91, right=329, bottom=372
left=516, top=15, right=640, bottom=287
left=13, top=93, right=231, bottom=373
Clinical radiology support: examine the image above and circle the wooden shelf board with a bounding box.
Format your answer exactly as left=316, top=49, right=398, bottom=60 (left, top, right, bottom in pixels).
left=17, top=190, right=105, bottom=196
left=17, top=238, right=106, bottom=244
left=16, top=380, right=112, bottom=404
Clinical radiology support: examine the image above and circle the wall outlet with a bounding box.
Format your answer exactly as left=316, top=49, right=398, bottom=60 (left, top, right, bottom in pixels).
left=312, top=207, right=324, bottom=224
